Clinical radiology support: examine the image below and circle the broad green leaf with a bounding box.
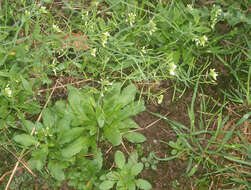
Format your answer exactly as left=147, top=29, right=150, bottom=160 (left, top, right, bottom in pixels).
left=61, top=137, right=88, bottom=158
left=22, top=120, right=35, bottom=133
left=59, top=127, right=84, bottom=145
left=106, top=171, right=119, bottom=180
left=115, top=151, right=125, bottom=169
left=119, top=118, right=139, bottom=129
left=68, top=86, right=88, bottom=120
left=96, top=105, right=105, bottom=128
left=136, top=179, right=152, bottom=190
left=128, top=152, right=138, bottom=165
left=99, top=180, right=115, bottom=190
left=124, top=132, right=146, bottom=143
left=120, top=100, right=145, bottom=120
left=104, top=126, right=122, bottom=146
left=128, top=183, right=136, bottom=190
left=21, top=76, right=33, bottom=94
left=43, top=108, right=56, bottom=128
left=14, top=134, right=38, bottom=147
left=119, top=84, right=137, bottom=107
left=131, top=163, right=143, bottom=176
left=29, top=146, right=48, bottom=170
left=48, top=160, right=66, bottom=181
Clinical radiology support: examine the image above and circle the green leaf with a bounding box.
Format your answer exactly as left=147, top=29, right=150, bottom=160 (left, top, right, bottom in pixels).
left=48, top=160, right=66, bottom=181
left=61, top=137, right=88, bottom=158
left=99, top=180, right=115, bottom=190
left=59, top=127, right=85, bottom=145
left=29, top=146, right=48, bottom=170
left=104, top=126, right=122, bottom=146
left=22, top=120, right=35, bottom=133
left=119, top=84, right=137, bottom=107
left=124, top=132, right=146, bottom=143
left=14, top=134, right=38, bottom=147
left=119, top=118, right=139, bottom=129
left=115, top=151, right=125, bottom=169
left=121, top=100, right=145, bottom=120
left=131, top=163, right=143, bottom=176
left=43, top=108, right=56, bottom=128
left=21, top=76, right=33, bottom=94
left=136, top=179, right=152, bottom=190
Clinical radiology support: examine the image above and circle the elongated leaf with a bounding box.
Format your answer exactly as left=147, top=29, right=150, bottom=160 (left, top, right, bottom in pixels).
left=115, top=151, right=125, bottom=169
left=61, top=137, right=88, bottom=158
left=124, top=132, right=146, bottom=143
left=59, top=127, right=84, bottom=145
left=119, top=84, right=137, bottom=107
left=131, top=163, right=143, bottom=176
left=43, top=108, right=56, bottom=128
left=136, top=179, right=152, bottom=190
left=14, top=134, right=38, bottom=147
left=99, top=180, right=115, bottom=190
left=104, top=126, right=122, bottom=146
left=48, top=160, right=66, bottom=181
left=21, top=76, right=33, bottom=94
left=29, top=146, right=48, bottom=170
left=119, top=118, right=139, bottom=129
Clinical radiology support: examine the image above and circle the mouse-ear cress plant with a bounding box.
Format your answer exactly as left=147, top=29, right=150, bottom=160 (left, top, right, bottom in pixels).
left=13, top=83, right=150, bottom=189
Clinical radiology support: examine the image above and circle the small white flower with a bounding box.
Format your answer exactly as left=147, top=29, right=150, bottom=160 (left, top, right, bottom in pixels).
left=91, top=48, right=96, bottom=57
left=210, top=68, right=218, bottom=80
left=4, top=85, right=12, bottom=97
left=128, top=12, right=136, bottom=26
left=149, top=20, right=157, bottom=35
left=40, top=6, right=47, bottom=13
left=102, top=32, right=110, bottom=47
left=52, top=24, right=61, bottom=33
left=169, top=62, right=177, bottom=76
left=25, top=10, right=31, bottom=16
left=141, top=46, right=146, bottom=54
left=157, top=95, right=163, bottom=104
left=187, top=4, right=193, bottom=11
left=193, top=35, right=208, bottom=47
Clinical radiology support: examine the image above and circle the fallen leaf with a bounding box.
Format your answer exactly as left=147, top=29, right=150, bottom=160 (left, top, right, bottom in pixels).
left=62, top=32, right=89, bottom=51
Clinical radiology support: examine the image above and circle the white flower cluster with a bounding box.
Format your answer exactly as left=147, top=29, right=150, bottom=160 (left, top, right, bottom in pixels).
left=4, top=84, right=12, bottom=97
left=52, top=24, right=61, bottom=33
left=209, top=68, right=218, bottom=80
left=126, top=12, right=136, bottom=26
left=187, top=4, right=193, bottom=11
left=210, top=5, right=222, bottom=29
left=193, top=35, right=208, bottom=47
left=40, top=6, right=47, bottom=14
left=169, top=62, right=177, bottom=76
left=102, top=32, right=110, bottom=47
left=149, top=20, right=157, bottom=35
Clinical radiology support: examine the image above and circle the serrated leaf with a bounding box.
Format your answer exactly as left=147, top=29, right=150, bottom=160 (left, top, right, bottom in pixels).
left=48, top=160, right=66, bottom=181
left=59, top=127, right=84, bottom=145
left=14, top=134, right=38, bottom=147
left=99, top=180, right=115, bottom=190
left=115, top=151, right=125, bottom=169
left=124, top=132, right=146, bottom=143
left=61, top=137, right=88, bottom=158
left=136, top=179, right=152, bottom=190
left=131, top=163, right=143, bottom=176
left=104, top=126, right=122, bottom=146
